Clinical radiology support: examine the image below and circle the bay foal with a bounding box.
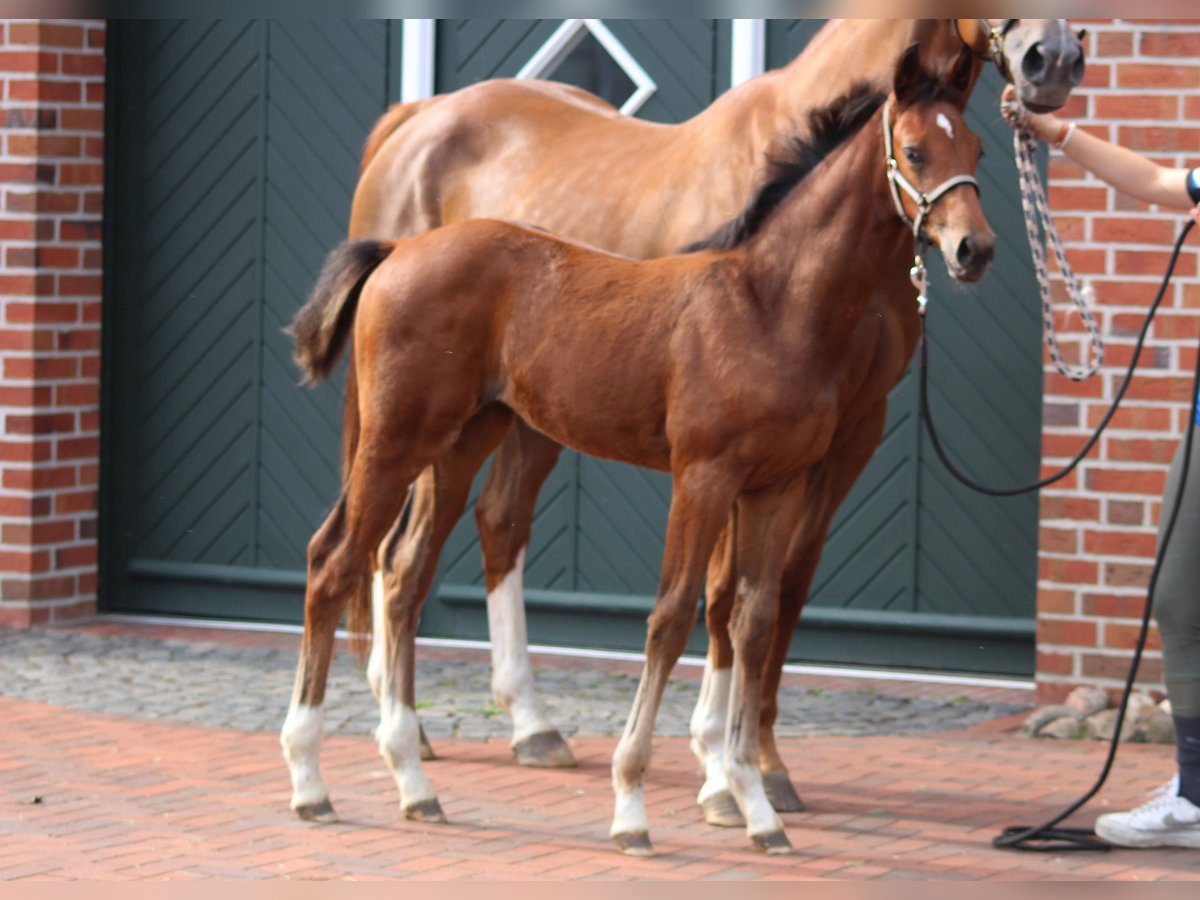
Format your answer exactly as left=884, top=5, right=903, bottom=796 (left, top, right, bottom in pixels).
left=288, top=45, right=994, bottom=855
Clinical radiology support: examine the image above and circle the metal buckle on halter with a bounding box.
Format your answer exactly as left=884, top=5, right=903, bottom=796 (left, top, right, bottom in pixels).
left=985, top=18, right=1016, bottom=78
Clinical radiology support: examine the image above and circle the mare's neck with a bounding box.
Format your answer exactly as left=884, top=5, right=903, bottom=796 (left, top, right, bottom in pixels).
left=679, top=21, right=916, bottom=158
left=741, top=112, right=914, bottom=353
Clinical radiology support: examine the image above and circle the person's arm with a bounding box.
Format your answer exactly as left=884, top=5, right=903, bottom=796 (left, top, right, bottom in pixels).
left=1002, top=85, right=1198, bottom=212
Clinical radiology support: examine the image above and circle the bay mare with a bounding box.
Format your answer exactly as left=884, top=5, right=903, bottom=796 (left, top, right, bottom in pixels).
left=281, top=19, right=1085, bottom=834
left=287, top=45, right=995, bottom=855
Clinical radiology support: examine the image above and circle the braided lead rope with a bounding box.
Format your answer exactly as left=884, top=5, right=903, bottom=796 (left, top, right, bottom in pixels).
left=1008, top=109, right=1105, bottom=381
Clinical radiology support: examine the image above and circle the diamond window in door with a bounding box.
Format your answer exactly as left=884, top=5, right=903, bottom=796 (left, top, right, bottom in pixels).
left=517, top=19, right=656, bottom=115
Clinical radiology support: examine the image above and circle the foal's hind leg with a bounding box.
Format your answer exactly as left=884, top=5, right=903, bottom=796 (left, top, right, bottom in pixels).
left=281, top=450, right=419, bottom=823
left=474, top=419, right=573, bottom=767
left=373, top=406, right=514, bottom=820
left=367, top=481, right=435, bottom=762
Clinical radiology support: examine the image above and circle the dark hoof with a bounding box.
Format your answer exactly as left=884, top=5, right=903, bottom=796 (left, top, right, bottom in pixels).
left=700, top=790, right=745, bottom=828
left=612, top=830, right=655, bottom=857
left=513, top=730, right=576, bottom=768
left=751, top=829, right=794, bottom=855
left=763, top=771, right=805, bottom=812
left=403, top=797, right=446, bottom=823
left=294, top=798, right=338, bottom=824
left=419, top=724, right=436, bottom=761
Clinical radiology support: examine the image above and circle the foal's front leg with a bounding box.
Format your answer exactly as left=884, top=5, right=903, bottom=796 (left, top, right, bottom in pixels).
left=610, top=463, right=738, bottom=856
left=723, top=477, right=809, bottom=854
left=689, top=520, right=744, bottom=827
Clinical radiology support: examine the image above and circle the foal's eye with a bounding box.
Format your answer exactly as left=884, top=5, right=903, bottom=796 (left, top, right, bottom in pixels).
left=903, top=147, right=924, bottom=166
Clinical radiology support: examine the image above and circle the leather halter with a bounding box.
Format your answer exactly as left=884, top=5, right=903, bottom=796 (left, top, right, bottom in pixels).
left=882, top=100, right=980, bottom=242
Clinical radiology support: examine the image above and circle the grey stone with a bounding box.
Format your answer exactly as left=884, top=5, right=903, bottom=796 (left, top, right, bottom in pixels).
left=1039, top=716, right=1085, bottom=740
left=1022, top=704, right=1082, bottom=735
left=1134, top=708, right=1176, bottom=745
left=1086, top=708, right=1137, bottom=742
left=1063, top=685, right=1108, bottom=718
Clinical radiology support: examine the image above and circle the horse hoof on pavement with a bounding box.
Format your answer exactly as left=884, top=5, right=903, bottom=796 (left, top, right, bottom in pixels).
left=762, top=771, right=805, bottom=812
left=751, top=829, right=794, bottom=855
left=295, top=798, right=338, bottom=824
left=513, top=730, right=576, bottom=768
left=612, top=831, right=655, bottom=857
left=404, top=798, right=446, bottom=823
left=419, top=724, right=436, bottom=761
left=700, top=790, right=745, bottom=827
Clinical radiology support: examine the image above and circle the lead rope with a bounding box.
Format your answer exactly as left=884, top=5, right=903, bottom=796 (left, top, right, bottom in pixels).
left=1004, top=100, right=1105, bottom=381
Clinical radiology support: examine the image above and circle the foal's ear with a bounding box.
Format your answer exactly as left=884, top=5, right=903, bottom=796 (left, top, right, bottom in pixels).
left=894, top=41, right=924, bottom=107
left=949, top=46, right=976, bottom=101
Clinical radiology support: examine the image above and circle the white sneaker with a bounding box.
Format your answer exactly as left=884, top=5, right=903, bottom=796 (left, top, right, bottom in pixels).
left=1095, top=778, right=1200, bottom=849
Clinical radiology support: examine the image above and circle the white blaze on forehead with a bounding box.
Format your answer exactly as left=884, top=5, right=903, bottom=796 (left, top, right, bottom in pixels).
left=936, top=113, right=955, bottom=140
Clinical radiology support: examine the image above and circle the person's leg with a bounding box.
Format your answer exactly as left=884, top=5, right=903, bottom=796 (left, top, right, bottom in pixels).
left=1154, top=425, right=1200, bottom=805
left=1095, top=425, right=1200, bottom=848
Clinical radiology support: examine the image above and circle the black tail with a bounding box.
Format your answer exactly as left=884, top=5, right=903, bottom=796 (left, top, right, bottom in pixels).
left=289, top=239, right=392, bottom=384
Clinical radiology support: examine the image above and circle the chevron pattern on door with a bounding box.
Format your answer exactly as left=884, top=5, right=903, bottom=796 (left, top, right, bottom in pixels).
left=106, top=20, right=397, bottom=619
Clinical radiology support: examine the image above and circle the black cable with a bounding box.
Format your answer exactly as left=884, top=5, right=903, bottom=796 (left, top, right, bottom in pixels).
left=917, top=219, right=1197, bottom=851
left=919, top=219, right=1193, bottom=497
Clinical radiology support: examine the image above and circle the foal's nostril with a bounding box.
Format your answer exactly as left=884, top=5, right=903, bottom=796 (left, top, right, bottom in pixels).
left=1022, top=43, right=1048, bottom=84
left=958, top=235, right=994, bottom=271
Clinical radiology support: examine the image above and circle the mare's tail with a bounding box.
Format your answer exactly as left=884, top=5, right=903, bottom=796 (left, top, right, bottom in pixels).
left=289, top=240, right=392, bottom=385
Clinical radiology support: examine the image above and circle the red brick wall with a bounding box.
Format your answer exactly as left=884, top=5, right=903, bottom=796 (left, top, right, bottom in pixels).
left=1037, top=19, right=1200, bottom=701
left=0, top=19, right=104, bottom=627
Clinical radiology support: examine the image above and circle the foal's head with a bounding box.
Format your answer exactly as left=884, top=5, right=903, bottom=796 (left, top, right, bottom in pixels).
left=887, top=43, right=995, bottom=283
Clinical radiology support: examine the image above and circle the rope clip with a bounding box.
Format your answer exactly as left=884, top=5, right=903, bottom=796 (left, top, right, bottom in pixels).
left=910, top=254, right=928, bottom=315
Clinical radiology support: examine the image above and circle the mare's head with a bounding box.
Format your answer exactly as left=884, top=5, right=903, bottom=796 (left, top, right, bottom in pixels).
left=887, top=42, right=994, bottom=284
left=963, top=19, right=1084, bottom=113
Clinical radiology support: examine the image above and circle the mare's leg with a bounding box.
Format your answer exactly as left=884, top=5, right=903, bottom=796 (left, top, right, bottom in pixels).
left=474, top=419, right=573, bottom=767
left=374, top=405, right=514, bottom=820
left=724, top=478, right=809, bottom=854
left=689, top=519, right=743, bottom=827
left=757, top=407, right=887, bottom=812
left=610, top=463, right=738, bottom=856
left=281, top=440, right=425, bottom=823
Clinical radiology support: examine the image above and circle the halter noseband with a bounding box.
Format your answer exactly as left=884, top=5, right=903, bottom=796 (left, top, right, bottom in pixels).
left=882, top=100, right=980, bottom=242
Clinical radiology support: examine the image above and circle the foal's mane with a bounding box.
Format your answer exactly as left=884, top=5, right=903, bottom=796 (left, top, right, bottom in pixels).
left=679, top=82, right=886, bottom=254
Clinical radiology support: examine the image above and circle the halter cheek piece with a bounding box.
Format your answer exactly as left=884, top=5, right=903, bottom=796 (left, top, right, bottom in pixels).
left=882, top=100, right=979, bottom=242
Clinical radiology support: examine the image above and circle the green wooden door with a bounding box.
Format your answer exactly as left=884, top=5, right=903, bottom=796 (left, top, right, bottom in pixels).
left=103, top=20, right=400, bottom=619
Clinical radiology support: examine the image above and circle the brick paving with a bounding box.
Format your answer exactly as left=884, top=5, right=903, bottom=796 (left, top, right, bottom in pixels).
left=1, top=622, right=1198, bottom=880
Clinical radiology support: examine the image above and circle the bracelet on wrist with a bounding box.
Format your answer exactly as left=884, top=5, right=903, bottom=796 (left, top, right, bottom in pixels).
left=1053, top=121, right=1077, bottom=151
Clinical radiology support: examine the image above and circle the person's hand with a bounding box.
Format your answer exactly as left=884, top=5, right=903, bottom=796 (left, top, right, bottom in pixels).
left=1001, top=85, right=1063, bottom=144
left=1191, top=204, right=1200, bottom=225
